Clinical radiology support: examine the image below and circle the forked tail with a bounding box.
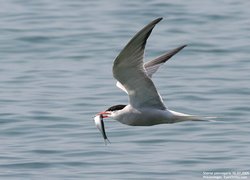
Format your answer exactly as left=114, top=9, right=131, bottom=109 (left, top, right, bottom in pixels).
left=169, top=110, right=217, bottom=123
left=178, top=115, right=217, bottom=122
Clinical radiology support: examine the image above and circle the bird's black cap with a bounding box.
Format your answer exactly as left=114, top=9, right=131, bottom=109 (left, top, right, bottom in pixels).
left=106, top=105, right=126, bottom=111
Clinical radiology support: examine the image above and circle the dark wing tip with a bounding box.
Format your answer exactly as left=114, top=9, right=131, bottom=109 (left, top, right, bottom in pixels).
left=113, top=18, right=163, bottom=68
left=153, top=17, right=163, bottom=23
left=146, top=18, right=163, bottom=30
left=180, top=44, right=188, bottom=49
left=144, top=44, right=188, bottom=68
left=172, top=44, right=187, bottom=52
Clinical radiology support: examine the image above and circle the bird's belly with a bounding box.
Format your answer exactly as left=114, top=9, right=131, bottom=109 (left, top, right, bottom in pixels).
left=116, top=108, right=174, bottom=126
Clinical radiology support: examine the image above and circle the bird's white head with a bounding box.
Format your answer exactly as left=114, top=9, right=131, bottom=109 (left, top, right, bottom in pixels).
left=97, top=104, right=126, bottom=119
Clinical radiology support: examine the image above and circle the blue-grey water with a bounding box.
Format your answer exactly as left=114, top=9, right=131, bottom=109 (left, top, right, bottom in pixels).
left=1, top=0, right=250, bottom=179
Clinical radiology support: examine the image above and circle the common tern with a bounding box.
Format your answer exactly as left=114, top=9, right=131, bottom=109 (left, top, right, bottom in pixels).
left=95, top=17, right=212, bottom=129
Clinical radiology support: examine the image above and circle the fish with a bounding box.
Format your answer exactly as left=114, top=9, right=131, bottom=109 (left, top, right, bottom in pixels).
left=94, top=114, right=110, bottom=145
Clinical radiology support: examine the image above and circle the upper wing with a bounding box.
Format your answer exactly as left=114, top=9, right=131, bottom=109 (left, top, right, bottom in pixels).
left=113, top=18, right=166, bottom=109
left=116, top=45, right=187, bottom=94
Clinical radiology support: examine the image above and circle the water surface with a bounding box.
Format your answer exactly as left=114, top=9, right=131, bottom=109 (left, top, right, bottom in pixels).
left=1, top=0, right=250, bottom=179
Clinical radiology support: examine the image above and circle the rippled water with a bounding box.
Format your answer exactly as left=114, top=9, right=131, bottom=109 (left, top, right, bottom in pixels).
left=1, top=0, right=250, bottom=179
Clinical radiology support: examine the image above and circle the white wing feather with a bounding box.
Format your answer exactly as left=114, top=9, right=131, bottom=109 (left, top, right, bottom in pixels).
left=116, top=81, right=128, bottom=94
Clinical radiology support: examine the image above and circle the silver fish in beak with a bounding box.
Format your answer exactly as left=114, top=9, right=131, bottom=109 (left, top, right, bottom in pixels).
left=94, top=114, right=110, bottom=145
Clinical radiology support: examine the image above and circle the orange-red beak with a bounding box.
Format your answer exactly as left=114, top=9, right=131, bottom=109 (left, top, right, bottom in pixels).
left=97, top=111, right=110, bottom=118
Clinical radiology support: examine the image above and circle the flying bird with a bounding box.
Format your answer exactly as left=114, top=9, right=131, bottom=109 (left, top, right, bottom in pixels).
left=95, top=17, right=212, bottom=127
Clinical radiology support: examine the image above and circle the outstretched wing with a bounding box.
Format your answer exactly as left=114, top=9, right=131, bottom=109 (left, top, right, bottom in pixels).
left=113, top=18, right=165, bottom=109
